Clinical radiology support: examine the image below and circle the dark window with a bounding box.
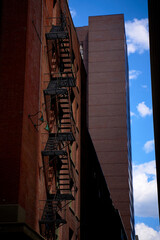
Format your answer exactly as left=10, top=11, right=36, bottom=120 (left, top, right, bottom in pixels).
left=71, top=49, right=75, bottom=63
left=53, top=0, right=57, bottom=8
left=70, top=88, right=75, bottom=103
left=69, top=228, right=74, bottom=240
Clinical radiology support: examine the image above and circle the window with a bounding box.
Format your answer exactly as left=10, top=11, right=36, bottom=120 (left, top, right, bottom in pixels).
left=80, top=43, right=83, bottom=59
left=69, top=228, right=74, bottom=240
left=53, top=0, right=57, bottom=8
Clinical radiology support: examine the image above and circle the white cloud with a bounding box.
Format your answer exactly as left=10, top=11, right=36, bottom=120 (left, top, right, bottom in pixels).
left=129, top=70, right=141, bottom=80
left=125, top=18, right=149, bottom=55
left=70, top=7, right=77, bottom=18
left=133, top=160, right=158, bottom=218
left=143, top=140, right=155, bottom=153
left=137, top=101, right=152, bottom=117
left=130, top=111, right=136, bottom=117
left=135, top=223, right=160, bottom=240
left=142, top=85, right=147, bottom=88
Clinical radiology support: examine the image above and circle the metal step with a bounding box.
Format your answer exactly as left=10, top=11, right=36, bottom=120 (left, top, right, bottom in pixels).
left=60, top=40, right=70, bottom=43
left=58, top=127, right=71, bottom=130
left=60, top=56, right=70, bottom=59
left=60, top=51, right=71, bottom=55
left=59, top=99, right=69, bottom=102
left=61, top=112, right=70, bottom=115
left=60, top=45, right=69, bottom=49
left=61, top=71, right=73, bottom=74
left=61, top=61, right=72, bottom=64
left=63, top=62, right=72, bottom=65
left=60, top=46, right=69, bottom=49
left=60, top=41, right=69, bottom=44
left=58, top=96, right=69, bottom=99
left=63, top=66, right=72, bottom=69
left=59, top=122, right=71, bottom=125
left=59, top=183, right=69, bottom=186
left=59, top=117, right=70, bottom=120
left=60, top=49, right=70, bottom=52
left=59, top=189, right=71, bottom=191
left=59, top=102, right=69, bottom=105
left=59, top=178, right=70, bottom=180
left=60, top=107, right=70, bottom=109
left=59, top=173, right=69, bottom=175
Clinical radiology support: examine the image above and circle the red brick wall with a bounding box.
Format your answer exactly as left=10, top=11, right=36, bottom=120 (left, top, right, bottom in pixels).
left=19, top=0, right=42, bottom=230
left=0, top=0, right=28, bottom=205
left=0, top=0, right=43, bottom=231
left=0, top=0, right=85, bottom=237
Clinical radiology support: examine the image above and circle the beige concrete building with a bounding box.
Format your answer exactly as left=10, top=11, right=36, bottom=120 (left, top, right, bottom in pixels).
left=77, top=14, right=135, bottom=240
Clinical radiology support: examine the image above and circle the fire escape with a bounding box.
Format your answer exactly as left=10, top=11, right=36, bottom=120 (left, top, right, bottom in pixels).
left=39, top=14, right=77, bottom=240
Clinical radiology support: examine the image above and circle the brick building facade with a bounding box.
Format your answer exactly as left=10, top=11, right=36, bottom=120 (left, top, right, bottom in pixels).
left=0, top=0, right=83, bottom=239
left=0, top=1, right=132, bottom=240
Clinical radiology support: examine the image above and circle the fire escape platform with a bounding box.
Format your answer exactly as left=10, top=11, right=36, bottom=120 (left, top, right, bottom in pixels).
left=49, top=132, right=75, bottom=142
left=50, top=77, right=76, bottom=87
left=41, top=150, right=67, bottom=157
left=46, top=32, right=68, bottom=40
left=45, top=25, right=69, bottom=40
left=39, top=218, right=66, bottom=225
left=43, top=87, right=68, bottom=96
left=49, top=193, right=75, bottom=201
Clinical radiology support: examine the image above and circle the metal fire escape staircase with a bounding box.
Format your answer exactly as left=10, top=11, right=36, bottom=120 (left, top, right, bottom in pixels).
left=41, top=133, right=75, bottom=200
left=39, top=13, right=77, bottom=240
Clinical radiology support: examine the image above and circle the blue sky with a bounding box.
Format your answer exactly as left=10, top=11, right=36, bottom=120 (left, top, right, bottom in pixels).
left=69, top=0, right=160, bottom=239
